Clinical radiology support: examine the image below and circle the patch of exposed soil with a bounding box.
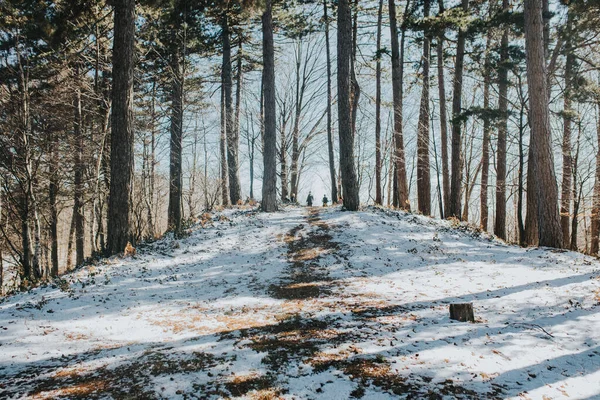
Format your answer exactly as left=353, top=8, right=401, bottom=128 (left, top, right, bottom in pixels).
left=2, top=348, right=224, bottom=399
left=269, top=209, right=338, bottom=300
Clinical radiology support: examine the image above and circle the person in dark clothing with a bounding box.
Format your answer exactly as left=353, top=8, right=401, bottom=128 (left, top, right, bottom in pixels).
left=322, top=195, right=329, bottom=207
left=306, top=192, right=314, bottom=206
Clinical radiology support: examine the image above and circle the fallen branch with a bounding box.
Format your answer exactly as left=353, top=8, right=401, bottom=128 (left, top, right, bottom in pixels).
left=509, top=322, right=554, bottom=339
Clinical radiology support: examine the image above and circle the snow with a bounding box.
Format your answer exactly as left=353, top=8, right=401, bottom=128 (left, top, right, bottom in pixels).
left=0, top=206, right=599, bottom=399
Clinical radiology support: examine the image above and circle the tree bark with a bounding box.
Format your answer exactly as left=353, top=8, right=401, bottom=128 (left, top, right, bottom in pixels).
left=261, top=0, right=278, bottom=212
left=107, top=0, right=135, bottom=256
left=570, top=122, right=582, bottom=251
left=49, top=129, right=59, bottom=277
left=324, top=0, right=338, bottom=204
left=350, top=0, right=361, bottom=155
left=220, top=87, right=230, bottom=206
left=168, top=49, right=184, bottom=234
left=389, top=0, right=410, bottom=210
left=290, top=41, right=303, bottom=201
left=222, top=15, right=242, bottom=205
left=449, top=0, right=468, bottom=219
left=280, top=105, right=289, bottom=201
left=337, top=0, right=360, bottom=210
left=591, top=95, right=600, bottom=254
left=73, top=69, right=85, bottom=266
left=495, top=0, right=509, bottom=240
left=560, top=11, right=574, bottom=248
left=417, top=0, right=431, bottom=215
left=524, top=0, right=563, bottom=248
left=517, top=75, right=527, bottom=245
left=480, top=31, right=491, bottom=231
left=437, top=0, right=449, bottom=218
left=374, top=0, right=383, bottom=205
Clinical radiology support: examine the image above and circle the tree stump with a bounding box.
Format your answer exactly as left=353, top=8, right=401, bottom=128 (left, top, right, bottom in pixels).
left=449, top=303, right=475, bottom=322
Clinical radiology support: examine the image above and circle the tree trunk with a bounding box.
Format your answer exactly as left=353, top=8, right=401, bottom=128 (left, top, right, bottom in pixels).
left=350, top=0, right=361, bottom=153
left=524, top=0, right=563, bottom=248
left=147, top=79, right=156, bottom=237
left=324, top=0, right=338, bottom=203
left=49, top=130, right=59, bottom=277
left=290, top=41, right=303, bottom=201
left=261, top=0, right=278, bottom=212
left=107, top=0, right=135, bottom=256
left=389, top=0, right=410, bottom=210
left=248, top=113, right=256, bottom=200
left=235, top=40, right=243, bottom=146
left=0, top=192, right=3, bottom=293
left=560, top=11, right=574, bottom=248
left=480, top=32, right=491, bottom=231
left=417, top=0, right=431, bottom=215
left=337, top=0, right=360, bottom=210
left=591, top=97, right=600, bottom=254
left=168, top=49, right=184, bottom=234
left=280, top=108, right=289, bottom=201
left=570, top=122, right=582, bottom=251
left=66, top=208, right=76, bottom=271
left=495, top=0, right=509, bottom=240
left=517, top=76, right=527, bottom=245
left=437, top=0, right=449, bottom=218
left=449, top=0, right=468, bottom=219
left=220, top=88, right=230, bottom=206
left=374, top=0, right=383, bottom=205
left=222, top=15, right=241, bottom=205
left=73, top=71, right=85, bottom=266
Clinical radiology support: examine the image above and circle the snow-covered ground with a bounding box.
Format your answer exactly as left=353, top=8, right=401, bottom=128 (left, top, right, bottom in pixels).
left=0, top=206, right=599, bottom=399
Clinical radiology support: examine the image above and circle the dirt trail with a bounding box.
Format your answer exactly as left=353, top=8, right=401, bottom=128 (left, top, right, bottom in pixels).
left=269, top=208, right=338, bottom=300
left=229, top=208, right=488, bottom=399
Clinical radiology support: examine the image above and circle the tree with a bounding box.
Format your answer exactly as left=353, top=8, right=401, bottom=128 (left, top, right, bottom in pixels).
left=107, top=0, right=136, bottom=255
left=523, top=0, right=562, bottom=248
left=449, top=0, right=468, bottom=219
left=222, top=10, right=242, bottom=205
left=436, top=0, right=450, bottom=218
left=416, top=0, right=431, bottom=215
left=323, top=0, right=338, bottom=204
left=338, top=0, right=360, bottom=210
left=167, top=4, right=185, bottom=235
left=261, top=0, right=277, bottom=212
left=374, top=0, right=384, bottom=205
left=480, top=19, right=492, bottom=231
left=389, top=0, right=410, bottom=210
left=560, top=9, right=575, bottom=248
left=494, top=0, right=509, bottom=240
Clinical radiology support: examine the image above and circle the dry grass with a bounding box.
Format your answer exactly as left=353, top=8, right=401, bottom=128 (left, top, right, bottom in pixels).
left=32, top=380, right=108, bottom=399
left=64, top=332, right=90, bottom=341
left=224, top=373, right=278, bottom=398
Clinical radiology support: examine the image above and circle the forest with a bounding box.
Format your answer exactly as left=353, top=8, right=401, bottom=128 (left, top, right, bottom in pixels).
left=1, top=0, right=600, bottom=289
left=1, top=1, right=600, bottom=398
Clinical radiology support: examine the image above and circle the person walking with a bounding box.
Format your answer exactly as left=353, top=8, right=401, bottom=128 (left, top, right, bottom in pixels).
left=306, top=191, right=314, bottom=207
left=322, top=194, right=329, bottom=207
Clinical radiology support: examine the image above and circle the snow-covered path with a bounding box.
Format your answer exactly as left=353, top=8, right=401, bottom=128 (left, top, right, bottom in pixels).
left=0, top=206, right=599, bottom=399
